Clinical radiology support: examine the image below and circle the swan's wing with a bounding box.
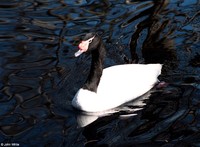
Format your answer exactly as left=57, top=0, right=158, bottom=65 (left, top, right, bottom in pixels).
left=97, top=64, right=162, bottom=105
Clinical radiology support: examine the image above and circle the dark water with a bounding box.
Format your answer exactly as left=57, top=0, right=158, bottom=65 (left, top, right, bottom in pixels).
left=0, top=0, right=200, bottom=146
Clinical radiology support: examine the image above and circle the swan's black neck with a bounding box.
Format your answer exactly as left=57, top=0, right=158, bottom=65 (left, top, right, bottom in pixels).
left=83, top=42, right=106, bottom=92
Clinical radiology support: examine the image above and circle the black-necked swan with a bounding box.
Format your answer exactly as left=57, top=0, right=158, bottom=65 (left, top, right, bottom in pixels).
left=72, top=33, right=162, bottom=112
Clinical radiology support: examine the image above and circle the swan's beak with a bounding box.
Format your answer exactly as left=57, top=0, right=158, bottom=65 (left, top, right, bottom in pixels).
left=74, top=41, right=88, bottom=57
left=75, top=50, right=84, bottom=57
left=75, top=35, right=95, bottom=57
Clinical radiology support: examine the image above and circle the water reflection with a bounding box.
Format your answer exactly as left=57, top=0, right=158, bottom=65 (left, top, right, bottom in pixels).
left=129, top=1, right=177, bottom=68
left=0, top=0, right=200, bottom=146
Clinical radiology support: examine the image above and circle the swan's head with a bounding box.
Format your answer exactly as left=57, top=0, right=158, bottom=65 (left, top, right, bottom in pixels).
left=75, top=33, right=101, bottom=57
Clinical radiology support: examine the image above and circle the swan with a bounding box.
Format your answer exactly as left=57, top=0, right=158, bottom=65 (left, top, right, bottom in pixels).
left=72, top=33, right=162, bottom=112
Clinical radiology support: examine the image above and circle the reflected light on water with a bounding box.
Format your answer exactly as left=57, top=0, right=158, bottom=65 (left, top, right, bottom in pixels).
left=0, top=0, right=200, bottom=146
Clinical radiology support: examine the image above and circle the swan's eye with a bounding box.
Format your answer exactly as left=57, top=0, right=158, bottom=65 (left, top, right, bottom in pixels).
left=86, top=36, right=95, bottom=44
left=88, top=39, right=92, bottom=43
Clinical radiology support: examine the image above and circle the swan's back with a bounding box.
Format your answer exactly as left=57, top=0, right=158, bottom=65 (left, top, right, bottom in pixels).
left=96, top=64, right=162, bottom=108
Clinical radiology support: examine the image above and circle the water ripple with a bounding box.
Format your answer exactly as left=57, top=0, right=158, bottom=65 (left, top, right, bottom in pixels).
left=0, top=0, right=200, bottom=146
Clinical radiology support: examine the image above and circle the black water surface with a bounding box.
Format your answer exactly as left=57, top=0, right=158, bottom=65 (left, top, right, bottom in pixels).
left=0, top=0, right=200, bottom=146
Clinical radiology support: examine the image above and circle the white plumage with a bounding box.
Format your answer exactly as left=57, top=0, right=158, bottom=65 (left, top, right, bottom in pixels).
left=72, top=64, right=162, bottom=112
